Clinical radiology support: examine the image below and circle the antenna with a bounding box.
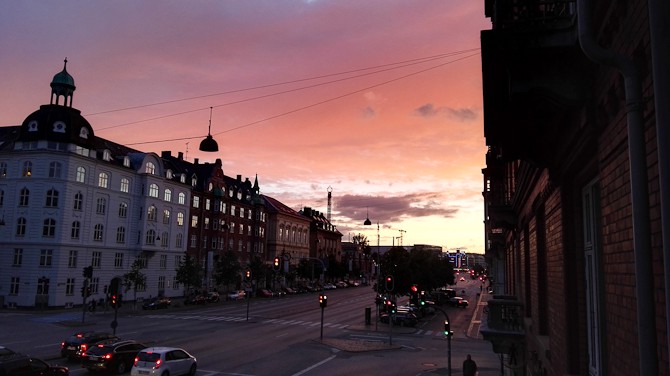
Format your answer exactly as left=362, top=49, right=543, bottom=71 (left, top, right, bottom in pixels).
left=185, top=142, right=189, bottom=161
left=327, top=186, right=333, bottom=222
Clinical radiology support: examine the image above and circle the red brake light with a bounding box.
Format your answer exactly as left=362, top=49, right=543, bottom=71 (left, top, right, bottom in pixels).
left=155, top=359, right=162, bottom=369
left=133, top=357, right=139, bottom=366
left=80, top=344, right=88, bottom=351
left=102, top=353, right=113, bottom=360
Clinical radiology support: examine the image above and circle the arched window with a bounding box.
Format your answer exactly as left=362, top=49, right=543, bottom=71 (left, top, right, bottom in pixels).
left=164, top=189, right=172, bottom=202
left=145, top=229, right=157, bottom=245
left=22, top=161, right=32, bottom=177
left=93, top=224, right=104, bottom=241
left=42, top=218, right=56, bottom=237
left=116, top=227, right=126, bottom=243
left=163, top=209, right=170, bottom=224
left=118, top=202, right=128, bottom=218
left=45, top=189, right=59, bottom=207
left=120, top=178, right=130, bottom=193
left=98, top=172, right=109, bottom=188
left=19, top=187, right=29, bottom=206
left=48, top=162, right=62, bottom=178
left=16, top=217, right=26, bottom=236
left=146, top=162, right=156, bottom=175
left=71, top=221, right=80, bottom=239
left=176, top=233, right=183, bottom=248
left=148, top=183, right=159, bottom=198
left=147, top=205, right=157, bottom=221
left=177, top=212, right=184, bottom=226
left=96, top=198, right=106, bottom=214
left=76, top=166, right=86, bottom=183
left=178, top=192, right=186, bottom=205
left=73, top=192, right=83, bottom=210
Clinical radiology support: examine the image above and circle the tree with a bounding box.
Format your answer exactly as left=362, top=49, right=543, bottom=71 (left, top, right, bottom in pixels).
left=175, top=254, right=203, bottom=295
left=122, top=257, right=147, bottom=311
left=212, top=250, right=242, bottom=290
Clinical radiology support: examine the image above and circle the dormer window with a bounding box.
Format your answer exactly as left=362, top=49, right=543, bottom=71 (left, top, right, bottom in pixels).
left=79, top=127, right=89, bottom=139
left=22, top=161, right=32, bottom=177
left=103, top=150, right=112, bottom=161
left=28, top=120, right=38, bottom=132
left=123, top=156, right=130, bottom=168
left=180, top=174, right=186, bottom=183
left=53, top=121, right=66, bottom=133
left=191, top=175, right=197, bottom=187
left=166, top=169, right=173, bottom=179
left=145, top=162, right=156, bottom=175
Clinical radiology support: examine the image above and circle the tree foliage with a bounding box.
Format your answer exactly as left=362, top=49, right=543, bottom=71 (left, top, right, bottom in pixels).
left=213, top=250, right=242, bottom=289
left=175, top=254, right=202, bottom=293
left=378, top=247, right=454, bottom=295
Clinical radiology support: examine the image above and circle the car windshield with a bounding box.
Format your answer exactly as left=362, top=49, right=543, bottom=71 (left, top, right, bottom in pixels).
left=137, top=352, right=161, bottom=362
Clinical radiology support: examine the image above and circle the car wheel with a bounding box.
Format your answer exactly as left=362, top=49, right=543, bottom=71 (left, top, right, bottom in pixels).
left=188, top=364, right=197, bottom=376
left=161, top=371, right=169, bottom=376
left=116, top=361, right=126, bottom=374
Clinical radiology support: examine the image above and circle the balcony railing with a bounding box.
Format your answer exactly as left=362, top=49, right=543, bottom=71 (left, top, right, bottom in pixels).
left=481, top=295, right=525, bottom=353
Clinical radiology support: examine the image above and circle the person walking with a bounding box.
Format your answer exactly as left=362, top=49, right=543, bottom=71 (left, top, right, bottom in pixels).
left=463, top=354, right=478, bottom=376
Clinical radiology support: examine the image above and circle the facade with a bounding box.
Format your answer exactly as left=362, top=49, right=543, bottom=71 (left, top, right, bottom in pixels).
left=0, top=62, right=191, bottom=308
left=480, top=1, right=669, bottom=376
left=300, top=207, right=342, bottom=262
left=263, top=195, right=310, bottom=269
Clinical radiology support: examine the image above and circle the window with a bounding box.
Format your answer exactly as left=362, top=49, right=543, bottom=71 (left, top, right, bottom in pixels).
left=0, top=162, right=7, bottom=178
left=145, top=162, right=156, bottom=175
left=96, top=198, right=106, bottom=214
left=160, top=255, right=167, bottom=269
left=161, top=232, right=169, bottom=247
left=163, top=209, right=170, bottom=224
left=240, top=208, right=245, bottom=218
left=65, top=278, right=75, bottom=296
left=148, top=183, right=159, bottom=198
left=205, top=199, right=211, bottom=211
left=48, top=162, right=62, bottom=178
left=19, top=187, right=29, bottom=206
left=164, top=189, right=172, bottom=202
left=74, top=192, right=83, bottom=210
left=231, top=205, right=236, bottom=216
left=239, top=224, right=244, bottom=234
left=120, top=178, right=129, bottom=193
left=145, top=229, right=157, bottom=245
left=166, top=169, right=173, bottom=179
left=147, top=205, right=157, bottom=221
left=192, top=196, right=200, bottom=208
left=39, top=249, right=53, bottom=266
left=68, top=250, right=78, bottom=268
left=71, top=221, right=80, bottom=239
left=177, top=212, right=184, bottom=226
left=37, top=277, right=49, bottom=294
left=16, top=218, right=26, bottom=236
left=98, top=172, right=109, bottom=188
left=116, top=227, right=126, bottom=243
left=230, top=223, right=235, bottom=234
left=158, top=276, right=166, bottom=290
left=191, top=215, right=198, bottom=228
left=92, top=251, right=101, bottom=268
left=190, top=235, right=197, bottom=248
left=178, top=192, right=186, bottom=205
left=118, top=202, right=128, bottom=218
left=22, top=161, right=32, bottom=177
left=123, top=156, right=130, bottom=168
left=76, top=166, right=86, bottom=183
left=176, top=233, right=183, bottom=248
left=12, top=249, right=22, bottom=266
left=204, top=217, right=210, bottom=229
left=115, top=253, right=123, bottom=268
left=93, top=224, right=104, bottom=241
left=103, top=150, right=112, bottom=161
left=10, top=277, right=19, bottom=295
left=45, top=188, right=59, bottom=207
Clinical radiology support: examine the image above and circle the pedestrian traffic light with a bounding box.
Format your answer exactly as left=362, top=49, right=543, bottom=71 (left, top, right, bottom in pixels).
left=110, top=294, right=118, bottom=308
left=82, top=266, right=93, bottom=279
left=385, top=275, right=394, bottom=291
left=444, top=319, right=452, bottom=337
left=273, top=257, right=280, bottom=271
left=319, top=294, right=327, bottom=308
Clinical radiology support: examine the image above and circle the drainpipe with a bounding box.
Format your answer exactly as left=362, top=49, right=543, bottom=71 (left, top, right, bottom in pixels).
left=577, top=1, right=658, bottom=375
left=648, top=0, right=670, bottom=365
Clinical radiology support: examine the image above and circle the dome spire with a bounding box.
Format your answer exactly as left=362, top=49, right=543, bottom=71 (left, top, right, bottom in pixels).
left=50, top=58, right=76, bottom=107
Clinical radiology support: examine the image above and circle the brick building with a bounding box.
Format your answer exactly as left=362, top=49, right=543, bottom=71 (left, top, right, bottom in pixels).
left=480, top=1, right=669, bottom=375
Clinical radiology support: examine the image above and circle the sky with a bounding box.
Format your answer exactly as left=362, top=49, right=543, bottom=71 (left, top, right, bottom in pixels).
left=0, top=1, right=491, bottom=254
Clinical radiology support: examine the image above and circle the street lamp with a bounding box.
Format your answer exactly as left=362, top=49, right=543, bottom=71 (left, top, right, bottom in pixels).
left=364, top=212, right=390, bottom=342
left=199, top=107, right=219, bottom=152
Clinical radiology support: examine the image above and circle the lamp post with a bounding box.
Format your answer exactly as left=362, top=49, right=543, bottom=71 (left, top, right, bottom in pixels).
left=364, top=213, right=393, bottom=344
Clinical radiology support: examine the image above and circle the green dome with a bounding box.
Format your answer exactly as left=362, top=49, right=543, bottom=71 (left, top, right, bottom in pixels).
left=51, top=59, right=75, bottom=90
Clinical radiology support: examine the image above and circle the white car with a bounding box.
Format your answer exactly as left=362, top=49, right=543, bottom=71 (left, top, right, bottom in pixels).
left=131, top=347, right=196, bottom=376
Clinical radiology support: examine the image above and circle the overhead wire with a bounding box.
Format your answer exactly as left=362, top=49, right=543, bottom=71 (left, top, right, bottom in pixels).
left=125, top=50, right=480, bottom=146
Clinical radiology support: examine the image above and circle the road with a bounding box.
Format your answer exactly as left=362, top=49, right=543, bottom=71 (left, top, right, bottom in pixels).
left=0, top=278, right=502, bottom=375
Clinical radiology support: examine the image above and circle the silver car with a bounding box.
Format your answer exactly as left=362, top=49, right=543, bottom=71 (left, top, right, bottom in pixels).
left=131, top=347, right=196, bottom=376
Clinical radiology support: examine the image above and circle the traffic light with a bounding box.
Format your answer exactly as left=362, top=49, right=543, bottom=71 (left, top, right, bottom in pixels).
left=273, top=257, right=280, bottom=271
left=390, top=302, right=397, bottom=314
left=385, top=275, right=394, bottom=291
left=419, top=291, right=426, bottom=306
left=444, top=319, right=452, bottom=337
left=245, top=269, right=251, bottom=279
left=110, top=294, right=118, bottom=308
left=319, top=294, right=327, bottom=308
left=411, top=285, right=418, bottom=293
left=82, top=266, right=93, bottom=279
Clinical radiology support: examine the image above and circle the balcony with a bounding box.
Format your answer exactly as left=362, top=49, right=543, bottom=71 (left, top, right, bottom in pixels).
left=481, top=0, right=593, bottom=165
left=480, top=295, right=525, bottom=354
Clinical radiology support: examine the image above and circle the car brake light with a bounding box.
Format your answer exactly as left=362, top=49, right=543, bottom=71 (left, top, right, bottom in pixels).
left=155, top=359, right=162, bottom=369
left=133, top=357, right=139, bottom=366
left=80, top=344, right=88, bottom=351
left=102, top=353, right=113, bottom=359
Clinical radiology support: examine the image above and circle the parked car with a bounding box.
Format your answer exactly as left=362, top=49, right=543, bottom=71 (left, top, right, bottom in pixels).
left=0, top=353, right=69, bottom=376
left=323, top=283, right=337, bottom=290
left=82, top=340, right=148, bottom=374
left=448, top=297, right=469, bottom=308
left=60, top=332, right=119, bottom=360
left=257, top=289, right=273, bottom=298
left=206, top=292, right=220, bottom=303
left=131, top=347, right=196, bottom=376
left=142, top=297, right=171, bottom=310
left=183, top=294, right=207, bottom=305
left=227, top=290, right=246, bottom=300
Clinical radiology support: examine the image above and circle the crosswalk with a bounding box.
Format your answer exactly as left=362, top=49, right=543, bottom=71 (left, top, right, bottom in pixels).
left=143, top=314, right=350, bottom=329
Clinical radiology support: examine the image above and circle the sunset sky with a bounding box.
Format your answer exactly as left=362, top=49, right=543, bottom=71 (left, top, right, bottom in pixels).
left=0, top=1, right=491, bottom=253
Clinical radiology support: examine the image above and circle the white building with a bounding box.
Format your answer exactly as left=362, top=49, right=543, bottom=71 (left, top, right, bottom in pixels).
left=0, top=61, right=190, bottom=308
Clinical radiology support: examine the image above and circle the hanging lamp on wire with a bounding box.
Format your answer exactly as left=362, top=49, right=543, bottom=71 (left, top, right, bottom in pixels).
left=199, top=107, right=219, bottom=152
left=364, top=207, right=372, bottom=226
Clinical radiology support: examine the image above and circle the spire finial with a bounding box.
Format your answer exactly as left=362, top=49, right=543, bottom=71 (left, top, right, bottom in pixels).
left=63, top=58, right=68, bottom=71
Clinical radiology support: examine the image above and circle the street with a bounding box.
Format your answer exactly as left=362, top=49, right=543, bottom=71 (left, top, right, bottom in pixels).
left=0, top=278, right=502, bottom=375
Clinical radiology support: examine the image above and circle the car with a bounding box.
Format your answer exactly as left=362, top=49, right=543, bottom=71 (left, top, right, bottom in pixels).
left=322, top=283, right=337, bottom=290
left=379, top=311, right=419, bottom=327
left=206, top=292, right=220, bottom=303
left=142, top=297, right=171, bottom=310
left=131, top=347, right=196, bottom=376
left=183, top=294, right=207, bottom=305
left=257, top=289, right=274, bottom=298
left=227, top=290, right=246, bottom=300
left=82, top=340, right=148, bottom=374
left=1, top=353, right=69, bottom=376
left=60, top=332, right=119, bottom=360
left=448, top=297, right=469, bottom=308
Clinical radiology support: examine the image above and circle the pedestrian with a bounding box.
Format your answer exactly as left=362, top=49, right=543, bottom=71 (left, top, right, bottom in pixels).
left=463, top=354, right=478, bottom=376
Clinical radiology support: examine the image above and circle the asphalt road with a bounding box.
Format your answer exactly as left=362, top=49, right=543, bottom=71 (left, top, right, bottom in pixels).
left=0, top=278, right=501, bottom=375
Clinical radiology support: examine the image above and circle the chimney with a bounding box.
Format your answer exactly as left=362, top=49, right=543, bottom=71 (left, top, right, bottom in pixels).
left=237, top=174, right=242, bottom=181
left=194, top=158, right=199, bottom=165
left=161, top=151, right=171, bottom=158
left=178, top=152, right=184, bottom=160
